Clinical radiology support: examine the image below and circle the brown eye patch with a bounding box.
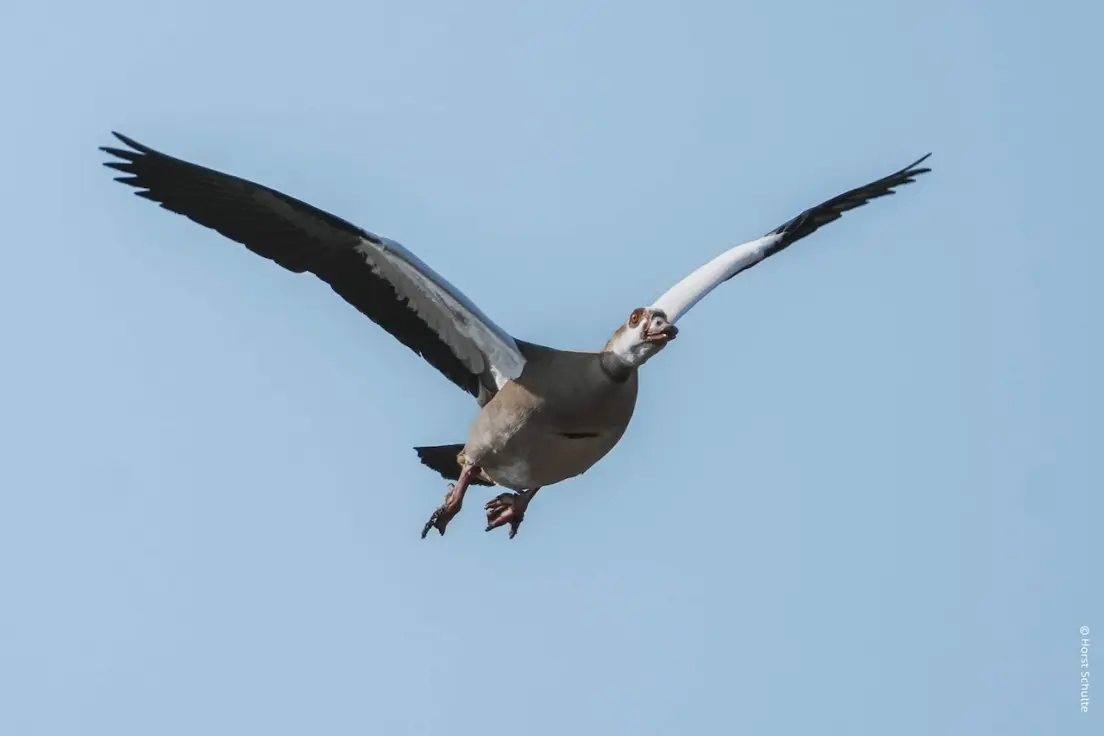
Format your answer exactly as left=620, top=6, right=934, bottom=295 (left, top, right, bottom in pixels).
left=628, top=309, right=643, bottom=327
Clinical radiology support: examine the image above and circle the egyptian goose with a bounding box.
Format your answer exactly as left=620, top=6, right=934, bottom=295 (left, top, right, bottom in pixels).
left=101, top=133, right=931, bottom=538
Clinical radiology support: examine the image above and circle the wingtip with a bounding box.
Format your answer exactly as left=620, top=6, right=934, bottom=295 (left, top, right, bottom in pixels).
left=108, top=131, right=150, bottom=153
left=908, top=152, right=933, bottom=172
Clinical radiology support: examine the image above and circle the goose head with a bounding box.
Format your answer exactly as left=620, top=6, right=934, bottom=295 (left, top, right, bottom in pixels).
left=602, top=307, right=678, bottom=369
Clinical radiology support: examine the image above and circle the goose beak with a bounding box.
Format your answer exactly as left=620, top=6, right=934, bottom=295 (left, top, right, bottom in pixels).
left=645, top=323, right=678, bottom=343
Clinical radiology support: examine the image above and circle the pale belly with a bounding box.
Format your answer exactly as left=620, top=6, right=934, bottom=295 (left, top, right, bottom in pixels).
left=461, top=351, right=638, bottom=491
left=477, top=428, right=625, bottom=490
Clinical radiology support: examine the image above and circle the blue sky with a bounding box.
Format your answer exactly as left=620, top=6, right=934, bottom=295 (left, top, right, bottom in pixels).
left=1, top=1, right=1100, bottom=734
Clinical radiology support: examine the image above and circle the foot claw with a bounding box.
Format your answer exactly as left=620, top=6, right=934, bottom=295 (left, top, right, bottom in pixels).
left=484, top=489, right=538, bottom=539
left=421, top=483, right=462, bottom=539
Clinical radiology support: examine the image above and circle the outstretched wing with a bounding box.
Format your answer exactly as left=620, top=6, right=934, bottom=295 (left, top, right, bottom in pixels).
left=101, top=132, right=526, bottom=399
left=649, top=154, right=932, bottom=324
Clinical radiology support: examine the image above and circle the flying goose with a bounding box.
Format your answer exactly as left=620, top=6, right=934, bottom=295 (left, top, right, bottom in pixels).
left=100, top=132, right=931, bottom=539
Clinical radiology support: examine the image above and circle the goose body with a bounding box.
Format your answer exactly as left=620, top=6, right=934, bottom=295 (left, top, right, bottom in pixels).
left=466, top=343, right=639, bottom=490
left=101, top=132, right=931, bottom=538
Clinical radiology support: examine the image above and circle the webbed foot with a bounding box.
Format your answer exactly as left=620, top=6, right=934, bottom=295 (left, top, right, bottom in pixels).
left=484, top=488, right=540, bottom=539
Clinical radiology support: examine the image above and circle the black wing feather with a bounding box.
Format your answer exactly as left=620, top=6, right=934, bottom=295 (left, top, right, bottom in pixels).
left=719, top=154, right=933, bottom=285
left=101, top=132, right=480, bottom=396
left=762, top=153, right=931, bottom=259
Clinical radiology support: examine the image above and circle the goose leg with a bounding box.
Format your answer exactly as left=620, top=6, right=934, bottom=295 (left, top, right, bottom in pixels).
left=421, top=463, right=479, bottom=538
left=484, top=487, right=541, bottom=539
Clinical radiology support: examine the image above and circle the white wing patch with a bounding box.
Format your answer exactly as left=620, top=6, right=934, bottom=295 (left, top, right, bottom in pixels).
left=649, top=233, right=783, bottom=324
left=354, top=236, right=526, bottom=388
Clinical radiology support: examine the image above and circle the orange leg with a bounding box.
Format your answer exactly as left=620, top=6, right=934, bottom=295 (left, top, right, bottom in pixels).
left=484, top=487, right=541, bottom=539
left=421, top=463, right=480, bottom=538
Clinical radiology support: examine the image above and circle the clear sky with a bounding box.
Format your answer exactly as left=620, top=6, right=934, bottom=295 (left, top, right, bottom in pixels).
left=1, top=1, right=1100, bottom=734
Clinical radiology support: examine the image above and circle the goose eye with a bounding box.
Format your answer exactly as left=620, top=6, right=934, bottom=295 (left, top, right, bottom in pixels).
left=629, top=310, right=641, bottom=327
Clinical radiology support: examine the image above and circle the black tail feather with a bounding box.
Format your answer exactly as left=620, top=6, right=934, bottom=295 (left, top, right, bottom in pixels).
left=413, top=444, right=495, bottom=486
